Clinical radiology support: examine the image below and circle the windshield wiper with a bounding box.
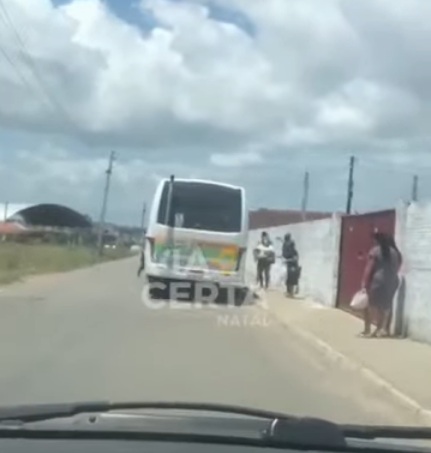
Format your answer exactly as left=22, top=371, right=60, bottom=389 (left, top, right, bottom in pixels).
left=0, top=401, right=349, bottom=449
left=0, top=401, right=110, bottom=423
left=3, top=402, right=431, bottom=449
left=0, top=401, right=296, bottom=423
left=342, top=424, right=431, bottom=440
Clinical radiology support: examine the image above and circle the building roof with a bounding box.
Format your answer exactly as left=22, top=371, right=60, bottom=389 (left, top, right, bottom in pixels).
left=249, top=208, right=332, bottom=230
left=0, top=203, right=92, bottom=228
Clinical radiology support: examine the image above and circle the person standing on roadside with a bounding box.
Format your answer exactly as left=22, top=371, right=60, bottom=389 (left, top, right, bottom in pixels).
left=282, top=234, right=294, bottom=260
left=360, top=232, right=401, bottom=338
left=286, top=242, right=301, bottom=297
left=282, top=234, right=297, bottom=296
left=253, top=231, right=275, bottom=289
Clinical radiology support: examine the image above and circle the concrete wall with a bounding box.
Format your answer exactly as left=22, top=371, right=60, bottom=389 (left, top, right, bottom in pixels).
left=246, top=214, right=341, bottom=307
left=245, top=201, right=431, bottom=344
left=393, top=201, right=409, bottom=338
left=397, top=202, right=431, bottom=343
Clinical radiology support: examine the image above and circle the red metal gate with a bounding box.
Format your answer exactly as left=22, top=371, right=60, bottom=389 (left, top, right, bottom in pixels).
left=336, top=210, right=396, bottom=315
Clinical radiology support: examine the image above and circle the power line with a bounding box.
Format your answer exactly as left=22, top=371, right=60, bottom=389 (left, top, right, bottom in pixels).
left=0, top=0, right=83, bottom=134
left=346, top=156, right=355, bottom=214
left=0, top=39, right=40, bottom=98
left=97, top=151, right=116, bottom=256
left=0, top=12, right=52, bottom=107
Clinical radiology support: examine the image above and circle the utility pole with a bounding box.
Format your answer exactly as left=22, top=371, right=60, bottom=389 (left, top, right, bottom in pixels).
left=412, top=174, right=419, bottom=202
left=346, top=156, right=355, bottom=214
left=97, top=151, right=116, bottom=255
left=3, top=201, right=8, bottom=222
left=301, top=171, right=309, bottom=221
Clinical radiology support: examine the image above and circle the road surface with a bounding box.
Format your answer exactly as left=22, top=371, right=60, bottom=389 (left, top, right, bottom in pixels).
left=0, top=258, right=416, bottom=425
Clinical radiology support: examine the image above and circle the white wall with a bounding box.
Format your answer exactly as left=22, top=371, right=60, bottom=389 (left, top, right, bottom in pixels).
left=244, top=202, right=431, bottom=344
left=398, top=202, right=431, bottom=343
left=246, top=214, right=341, bottom=307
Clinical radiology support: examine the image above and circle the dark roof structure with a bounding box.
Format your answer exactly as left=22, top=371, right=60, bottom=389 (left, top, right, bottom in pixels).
left=0, top=203, right=92, bottom=228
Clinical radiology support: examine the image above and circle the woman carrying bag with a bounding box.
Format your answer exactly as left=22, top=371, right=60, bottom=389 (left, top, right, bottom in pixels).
left=357, top=232, right=402, bottom=338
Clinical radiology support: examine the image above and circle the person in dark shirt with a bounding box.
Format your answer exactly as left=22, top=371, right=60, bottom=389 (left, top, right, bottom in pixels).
left=282, top=234, right=299, bottom=296
left=282, top=234, right=293, bottom=259
left=283, top=236, right=300, bottom=297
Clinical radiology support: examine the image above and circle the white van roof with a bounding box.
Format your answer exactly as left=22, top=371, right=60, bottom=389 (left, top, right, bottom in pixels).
left=159, top=178, right=243, bottom=192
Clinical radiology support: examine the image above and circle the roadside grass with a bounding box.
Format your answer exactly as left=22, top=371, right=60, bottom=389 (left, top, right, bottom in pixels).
left=0, top=243, right=133, bottom=285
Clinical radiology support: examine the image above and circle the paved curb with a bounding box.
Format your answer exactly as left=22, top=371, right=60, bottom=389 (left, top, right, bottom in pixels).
left=258, top=300, right=431, bottom=426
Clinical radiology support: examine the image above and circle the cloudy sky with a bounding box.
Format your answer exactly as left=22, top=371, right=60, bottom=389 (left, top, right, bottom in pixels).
left=0, top=0, right=430, bottom=225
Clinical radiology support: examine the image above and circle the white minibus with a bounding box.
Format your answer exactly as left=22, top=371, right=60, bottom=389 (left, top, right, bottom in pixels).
left=144, top=177, right=248, bottom=298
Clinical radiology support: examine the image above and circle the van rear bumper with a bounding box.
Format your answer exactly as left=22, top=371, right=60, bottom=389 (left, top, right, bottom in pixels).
left=145, top=263, right=245, bottom=289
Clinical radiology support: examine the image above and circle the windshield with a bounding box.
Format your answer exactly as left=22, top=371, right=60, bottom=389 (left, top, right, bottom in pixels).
left=157, top=181, right=242, bottom=233
left=0, top=0, right=430, bottom=438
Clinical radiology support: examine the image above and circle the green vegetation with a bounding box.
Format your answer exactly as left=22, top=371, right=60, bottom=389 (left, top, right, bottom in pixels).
left=0, top=243, right=133, bottom=285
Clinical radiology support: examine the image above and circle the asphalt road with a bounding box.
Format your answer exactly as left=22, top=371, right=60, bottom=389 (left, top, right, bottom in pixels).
left=0, top=257, right=417, bottom=425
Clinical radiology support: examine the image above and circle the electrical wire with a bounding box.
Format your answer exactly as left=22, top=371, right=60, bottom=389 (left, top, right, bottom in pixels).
left=0, top=0, right=84, bottom=136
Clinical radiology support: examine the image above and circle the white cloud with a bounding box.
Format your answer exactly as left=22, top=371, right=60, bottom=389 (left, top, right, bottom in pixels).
left=210, top=150, right=262, bottom=167
left=2, top=0, right=431, bottom=147
left=0, top=142, right=195, bottom=223
left=1, top=0, right=431, bottom=219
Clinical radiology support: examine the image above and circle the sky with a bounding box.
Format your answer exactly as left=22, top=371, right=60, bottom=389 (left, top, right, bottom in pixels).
left=1, top=0, right=431, bottom=225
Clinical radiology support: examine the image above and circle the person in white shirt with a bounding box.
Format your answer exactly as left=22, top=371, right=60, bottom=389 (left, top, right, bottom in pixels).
left=253, top=231, right=275, bottom=289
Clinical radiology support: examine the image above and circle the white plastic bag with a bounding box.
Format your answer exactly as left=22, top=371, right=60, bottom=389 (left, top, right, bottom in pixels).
left=350, top=289, right=368, bottom=310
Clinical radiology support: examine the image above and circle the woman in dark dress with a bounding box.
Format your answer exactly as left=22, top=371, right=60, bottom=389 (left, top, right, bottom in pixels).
left=360, top=232, right=401, bottom=338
